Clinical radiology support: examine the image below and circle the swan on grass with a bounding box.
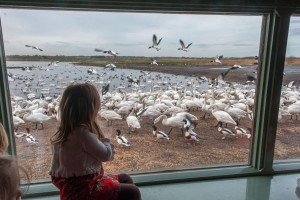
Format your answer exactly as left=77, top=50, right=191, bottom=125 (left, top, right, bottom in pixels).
left=99, top=110, right=122, bottom=126
left=23, top=110, right=52, bottom=129
left=154, top=114, right=187, bottom=135
left=126, top=109, right=141, bottom=134
left=13, top=115, right=25, bottom=131
left=210, top=105, right=237, bottom=127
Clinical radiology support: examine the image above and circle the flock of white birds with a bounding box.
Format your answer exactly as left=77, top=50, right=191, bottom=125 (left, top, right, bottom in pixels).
left=8, top=37, right=298, bottom=147
left=9, top=61, right=299, bottom=147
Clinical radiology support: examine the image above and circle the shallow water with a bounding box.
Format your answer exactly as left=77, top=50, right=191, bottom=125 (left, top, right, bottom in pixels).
left=7, top=61, right=211, bottom=99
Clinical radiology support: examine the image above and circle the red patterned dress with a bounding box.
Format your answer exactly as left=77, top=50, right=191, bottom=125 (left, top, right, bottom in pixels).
left=52, top=166, right=120, bottom=200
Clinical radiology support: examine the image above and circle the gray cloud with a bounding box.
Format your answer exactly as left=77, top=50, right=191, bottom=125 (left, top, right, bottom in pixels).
left=291, top=19, right=300, bottom=24
left=289, top=27, right=300, bottom=36
left=0, top=8, right=275, bottom=57
left=233, top=43, right=253, bottom=47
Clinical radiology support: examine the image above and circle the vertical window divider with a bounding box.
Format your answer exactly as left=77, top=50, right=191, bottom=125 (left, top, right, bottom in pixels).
left=251, top=9, right=293, bottom=173
left=0, top=19, right=16, bottom=155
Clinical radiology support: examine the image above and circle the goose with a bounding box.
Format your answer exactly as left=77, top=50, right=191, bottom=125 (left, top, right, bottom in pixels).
left=211, top=55, right=223, bottom=64
left=185, top=127, right=199, bottom=142
left=234, top=126, right=251, bottom=139
left=116, top=129, right=130, bottom=147
left=126, top=109, right=141, bottom=133
left=25, top=44, right=43, bottom=51
left=23, top=110, right=52, bottom=129
left=152, top=125, right=170, bottom=140
left=218, top=126, right=235, bottom=139
left=178, top=39, right=192, bottom=52
left=14, top=127, right=30, bottom=142
left=210, top=105, right=237, bottom=127
left=149, top=34, right=163, bottom=51
left=94, top=48, right=119, bottom=57
left=99, top=110, right=122, bottom=126
left=25, top=130, right=38, bottom=144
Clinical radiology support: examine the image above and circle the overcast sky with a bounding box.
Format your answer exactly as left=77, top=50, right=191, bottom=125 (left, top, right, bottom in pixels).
left=0, top=8, right=299, bottom=57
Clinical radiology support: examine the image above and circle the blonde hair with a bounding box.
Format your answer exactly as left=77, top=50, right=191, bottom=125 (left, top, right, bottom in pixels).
left=51, top=83, right=104, bottom=145
left=0, top=122, right=9, bottom=154
left=0, top=155, right=30, bottom=200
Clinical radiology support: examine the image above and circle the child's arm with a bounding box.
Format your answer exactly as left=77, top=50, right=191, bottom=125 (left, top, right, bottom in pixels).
left=82, top=132, right=115, bottom=162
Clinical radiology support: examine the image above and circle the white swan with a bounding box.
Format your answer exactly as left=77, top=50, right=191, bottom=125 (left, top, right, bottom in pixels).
left=210, top=105, right=237, bottom=127
left=99, top=110, right=122, bottom=126
left=163, top=106, right=184, bottom=116
left=13, top=115, right=25, bottom=130
left=126, top=109, right=141, bottom=133
left=23, top=110, right=52, bottom=129
left=224, top=104, right=247, bottom=125
left=285, top=104, right=300, bottom=120
left=138, top=106, right=162, bottom=121
left=154, top=114, right=186, bottom=135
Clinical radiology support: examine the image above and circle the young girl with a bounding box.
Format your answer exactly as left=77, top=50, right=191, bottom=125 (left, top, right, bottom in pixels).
left=0, top=155, right=22, bottom=200
left=0, top=122, right=9, bottom=154
left=50, top=83, right=141, bottom=200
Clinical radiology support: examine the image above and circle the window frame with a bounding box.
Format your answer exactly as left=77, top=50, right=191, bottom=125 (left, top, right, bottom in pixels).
left=0, top=1, right=299, bottom=197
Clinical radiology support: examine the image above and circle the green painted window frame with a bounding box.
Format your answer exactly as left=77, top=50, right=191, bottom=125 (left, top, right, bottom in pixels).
left=0, top=1, right=299, bottom=198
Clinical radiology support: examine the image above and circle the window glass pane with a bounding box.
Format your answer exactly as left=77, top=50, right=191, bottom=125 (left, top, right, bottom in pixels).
left=274, top=16, right=300, bottom=162
left=1, top=8, right=262, bottom=182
